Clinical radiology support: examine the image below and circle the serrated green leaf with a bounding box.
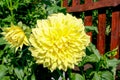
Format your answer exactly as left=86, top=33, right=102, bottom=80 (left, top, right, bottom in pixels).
left=14, top=67, right=24, bottom=80
left=107, top=58, right=120, bottom=77
left=86, top=43, right=101, bottom=60
left=106, top=25, right=111, bottom=36
left=100, top=71, right=114, bottom=80
left=0, top=50, right=4, bottom=58
left=0, top=1, right=4, bottom=7
left=0, top=65, right=7, bottom=79
left=105, top=47, right=118, bottom=57
left=0, top=37, right=7, bottom=45
left=85, top=54, right=100, bottom=63
left=85, top=26, right=98, bottom=33
left=107, top=58, right=120, bottom=68
left=31, top=73, right=36, bottom=80
left=1, top=76, right=10, bottom=80
left=2, top=15, right=12, bottom=22
left=71, top=73, right=85, bottom=80
left=92, top=72, right=101, bottom=80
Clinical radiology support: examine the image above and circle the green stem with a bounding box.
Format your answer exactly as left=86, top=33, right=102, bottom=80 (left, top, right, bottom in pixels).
left=10, top=9, right=14, bottom=22
left=67, top=69, right=72, bottom=79
left=6, top=0, right=14, bottom=22
left=79, top=66, right=86, bottom=79
left=56, top=69, right=66, bottom=80
left=61, top=0, right=63, bottom=7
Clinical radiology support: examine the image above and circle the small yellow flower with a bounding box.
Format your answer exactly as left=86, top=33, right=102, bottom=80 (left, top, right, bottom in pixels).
left=2, top=25, right=29, bottom=51
left=29, top=13, right=90, bottom=72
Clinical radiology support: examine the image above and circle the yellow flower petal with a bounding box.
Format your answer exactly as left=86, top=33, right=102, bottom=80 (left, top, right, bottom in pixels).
left=29, top=13, right=90, bottom=72
left=2, top=25, right=29, bottom=51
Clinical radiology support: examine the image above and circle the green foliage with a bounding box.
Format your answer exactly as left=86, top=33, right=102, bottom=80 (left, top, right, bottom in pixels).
left=71, top=73, right=85, bottom=80
left=85, top=26, right=98, bottom=34
left=74, top=43, right=120, bottom=80
left=0, top=0, right=119, bottom=80
left=0, top=0, right=66, bottom=27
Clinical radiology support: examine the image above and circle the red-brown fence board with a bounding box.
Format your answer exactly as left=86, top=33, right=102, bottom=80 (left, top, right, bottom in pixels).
left=65, top=0, right=120, bottom=12
left=63, top=0, right=68, bottom=7
left=63, top=0, right=120, bottom=58
left=72, top=0, right=80, bottom=6
left=84, top=12, right=92, bottom=41
left=84, top=0, right=93, bottom=41
left=119, top=8, right=120, bottom=58
left=110, top=6, right=120, bottom=58
left=97, top=9, right=106, bottom=54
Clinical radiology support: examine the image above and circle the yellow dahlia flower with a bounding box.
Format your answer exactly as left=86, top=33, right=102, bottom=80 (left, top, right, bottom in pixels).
left=2, top=25, right=29, bottom=51
left=29, top=13, right=90, bottom=72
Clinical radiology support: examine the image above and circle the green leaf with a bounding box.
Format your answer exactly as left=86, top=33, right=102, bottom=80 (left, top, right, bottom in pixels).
left=92, top=71, right=114, bottom=80
left=0, top=1, right=4, bottom=7
left=85, top=26, right=98, bottom=33
left=107, top=58, right=120, bottom=68
left=107, top=58, right=120, bottom=77
left=0, top=50, right=4, bottom=58
left=84, top=54, right=100, bottom=63
left=12, top=0, right=19, bottom=10
left=0, top=65, right=7, bottom=79
left=92, top=72, right=100, bottom=80
left=14, top=67, right=24, bottom=80
left=0, top=37, right=7, bottom=45
left=100, top=71, right=114, bottom=80
left=105, top=25, right=111, bottom=36
left=51, top=70, right=60, bottom=80
left=71, top=73, right=85, bottom=80
left=31, top=73, right=36, bottom=80
left=2, top=15, right=13, bottom=22
left=1, top=76, right=10, bottom=80
left=86, top=43, right=101, bottom=61
left=104, top=47, right=118, bottom=57
left=78, top=43, right=101, bottom=66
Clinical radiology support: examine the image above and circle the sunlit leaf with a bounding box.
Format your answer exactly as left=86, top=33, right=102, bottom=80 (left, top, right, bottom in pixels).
left=86, top=43, right=101, bottom=60
left=92, top=72, right=101, bottom=80
left=84, top=54, right=100, bottom=63
left=0, top=37, right=7, bottom=45
left=100, top=71, right=114, bottom=80
left=0, top=50, right=4, bottom=58
left=71, top=73, right=85, bottom=80
left=1, top=76, right=10, bottom=80
left=14, top=67, right=24, bottom=80
left=0, top=65, right=7, bottom=79
left=85, top=26, right=98, bottom=33
left=31, top=73, right=36, bottom=80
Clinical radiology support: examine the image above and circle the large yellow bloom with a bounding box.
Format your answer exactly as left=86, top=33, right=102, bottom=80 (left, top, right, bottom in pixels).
left=2, top=25, right=29, bottom=51
left=29, top=13, right=90, bottom=72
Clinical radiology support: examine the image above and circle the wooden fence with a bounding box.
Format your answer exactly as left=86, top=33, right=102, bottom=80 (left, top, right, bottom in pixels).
left=63, top=0, right=120, bottom=58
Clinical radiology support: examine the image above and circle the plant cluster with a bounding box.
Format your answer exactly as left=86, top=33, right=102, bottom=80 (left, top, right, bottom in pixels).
left=0, top=0, right=119, bottom=80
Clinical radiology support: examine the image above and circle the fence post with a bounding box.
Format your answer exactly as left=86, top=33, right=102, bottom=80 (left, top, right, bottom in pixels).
left=97, top=8, right=106, bottom=54
left=110, top=6, right=120, bottom=58
left=84, top=0, right=93, bottom=41
left=72, top=0, right=80, bottom=6
left=63, top=0, right=68, bottom=7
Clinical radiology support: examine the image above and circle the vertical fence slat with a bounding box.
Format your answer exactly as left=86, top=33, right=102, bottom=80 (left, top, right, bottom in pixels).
left=72, top=0, right=80, bottom=6
left=110, top=6, right=120, bottom=58
left=97, top=9, right=106, bottom=54
left=84, top=12, right=92, bottom=40
left=63, top=0, right=68, bottom=7
left=119, top=6, right=120, bottom=59
left=84, top=0, right=93, bottom=41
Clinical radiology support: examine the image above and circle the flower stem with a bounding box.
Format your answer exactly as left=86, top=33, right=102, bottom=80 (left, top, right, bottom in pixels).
left=57, top=69, right=66, bottom=80
left=61, top=0, right=63, bottom=7
left=6, top=0, right=14, bottom=22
